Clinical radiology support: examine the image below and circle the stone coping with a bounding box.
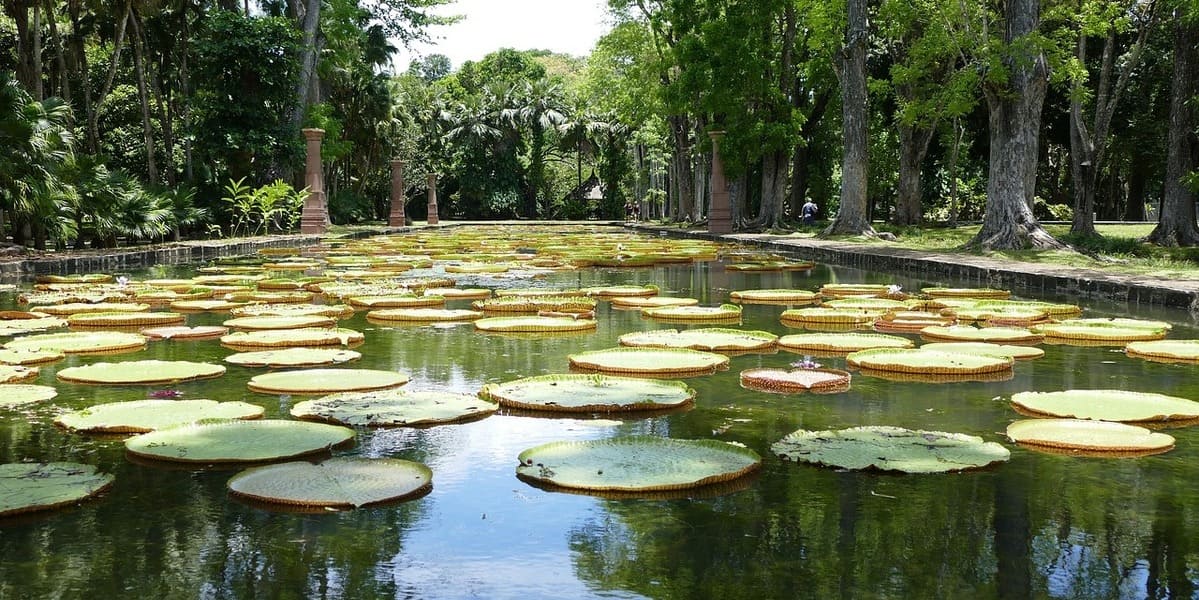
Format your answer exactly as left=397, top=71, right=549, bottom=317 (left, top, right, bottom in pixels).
left=631, top=225, right=1199, bottom=312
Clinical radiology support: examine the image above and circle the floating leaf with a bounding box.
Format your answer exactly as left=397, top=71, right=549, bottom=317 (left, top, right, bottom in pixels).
left=247, top=368, right=409, bottom=395
left=4, top=331, right=147, bottom=354
left=222, top=315, right=338, bottom=330
left=618, top=328, right=777, bottom=352
left=481, top=374, right=695, bottom=412
left=773, top=426, right=1010, bottom=473
left=225, top=348, right=361, bottom=368
left=1125, top=339, right=1199, bottom=362
left=739, top=368, right=851, bottom=394
left=1006, top=419, right=1174, bottom=455
left=292, top=390, right=497, bottom=425
left=0, top=384, right=58, bottom=408
left=220, top=328, right=364, bottom=349
left=568, top=347, right=729, bottom=376
left=1010, top=389, right=1199, bottom=422
left=227, top=457, right=432, bottom=509
left=919, top=325, right=1043, bottom=343
left=57, top=360, right=225, bottom=385
left=474, top=316, right=596, bottom=333
left=139, top=325, right=229, bottom=340
left=778, top=332, right=913, bottom=353
left=516, top=436, right=761, bottom=492
left=0, top=462, right=114, bottom=517
left=640, top=304, right=742, bottom=321
left=126, top=419, right=354, bottom=463
left=55, top=399, right=264, bottom=433
left=919, top=342, right=1044, bottom=360
left=846, top=347, right=1013, bottom=374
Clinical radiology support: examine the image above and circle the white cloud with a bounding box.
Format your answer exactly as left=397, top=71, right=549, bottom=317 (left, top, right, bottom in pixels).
left=397, top=0, right=610, bottom=71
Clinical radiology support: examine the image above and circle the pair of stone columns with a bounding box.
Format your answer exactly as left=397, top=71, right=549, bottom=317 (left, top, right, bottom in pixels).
left=300, top=128, right=440, bottom=233
left=388, top=160, right=439, bottom=227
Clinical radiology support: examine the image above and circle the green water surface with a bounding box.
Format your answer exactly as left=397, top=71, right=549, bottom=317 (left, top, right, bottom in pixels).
left=0, top=234, right=1197, bottom=600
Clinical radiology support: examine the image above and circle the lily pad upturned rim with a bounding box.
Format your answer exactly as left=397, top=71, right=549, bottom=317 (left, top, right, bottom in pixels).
left=365, top=308, right=484, bottom=322
left=772, top=425, right=1010, bottom=473
left=1125, top=339, right=1199, bottom=362
left=224, top=347, right=362, bottom=368
left=777, top=332, right=914, bottom=353
left=0, top=384, right=59, bottom=407
left=139, top=325, right=230, bottom=340
left=919, top=325, right=1044, bottom=344
left=0, top=462, right=115, bottom=517
left=227, top=457, right=433, bottom=509
left=739, top=367, right=852, bottom=394
left=846, top=347, right=1014, bottom=374
left=1006, top=418, right=1175, bottom=455
left=618, top=328, right=778, bottom=351
left=568, top=347, right=730, bottom=375
left=4, top=331, right=148, bottom=354
left=474, top=316, right=597, bottom=333
left=125, top=419, right=355, bottom=463
left=516, top=436, right=761, bottom=492
left=1010, top=389, right=1199, bottom=422
left=247, top=368, right=410, bottom=394
left=56, top=360, right=226, bottom=385
left=919, top=341, right=1045, bottom=360
left=480, top=374, right=696, bottom=412
left=54, top=399, right=265, bottom=433
left=291, top=389, right=498, bottom=426
left=640, top=304, right=743, bottom=321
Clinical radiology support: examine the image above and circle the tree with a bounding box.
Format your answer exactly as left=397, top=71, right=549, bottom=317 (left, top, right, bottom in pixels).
left=1144, top=5, right=1199, bottom=246
left=966, top=0, right=1068, bottom=250
left=407, top=53, right=451, bottom=82
left=825, top=0, right=876, bottom=236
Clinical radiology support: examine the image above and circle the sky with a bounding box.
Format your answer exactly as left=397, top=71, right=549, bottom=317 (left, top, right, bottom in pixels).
left=397, top=0, right=611, bottom=71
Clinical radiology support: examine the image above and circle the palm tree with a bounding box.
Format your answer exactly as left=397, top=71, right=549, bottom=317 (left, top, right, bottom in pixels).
left=503, top=78, right=566, bottom=217
left=0, top=71, right=75, bottom=247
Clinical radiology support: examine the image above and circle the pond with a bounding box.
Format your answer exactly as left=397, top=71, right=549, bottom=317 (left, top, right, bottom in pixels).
left=1, top=225, right=1197, bottom=600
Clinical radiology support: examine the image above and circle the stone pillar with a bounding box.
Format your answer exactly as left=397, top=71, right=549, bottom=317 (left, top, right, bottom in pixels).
left=389, top=159, right=407, bottom=228
left=708, top=131, right=732, bottom=234
left=426, top=173, right=440, bottom=225
left=300, top=128, right=328, bottom=234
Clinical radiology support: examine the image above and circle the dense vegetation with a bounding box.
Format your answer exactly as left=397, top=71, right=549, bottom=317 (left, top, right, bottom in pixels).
left=1, top=0, right=1197, bottom=251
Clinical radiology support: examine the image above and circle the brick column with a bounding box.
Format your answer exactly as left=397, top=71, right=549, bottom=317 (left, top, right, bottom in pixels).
left=389, top=159, right=407, bottom=228
left=426, top=173, right=440, bottom=225
left=300, top=128, right=327, bottom=234
left=708, top=131, right=732, bottom=234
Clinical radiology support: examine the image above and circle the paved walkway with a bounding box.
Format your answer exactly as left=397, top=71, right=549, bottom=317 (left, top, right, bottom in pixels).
left=631, top=224, right=1199, bottom=312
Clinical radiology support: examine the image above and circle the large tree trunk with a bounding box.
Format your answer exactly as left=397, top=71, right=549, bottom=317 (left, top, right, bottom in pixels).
left=947, top=117, right=964, bottom=227
left=44, top=0, right=69, bottom=102
left=824, top=0, right=874, bottom=236
left=967, top=0, right=1067, bottom=250
left=746, top=150, right=787, bottom=230
left=669, top=115, right=695, bottom=222
left=291, top=0, right=321, bottom=130
left=129, top=11, right=157, bottom=183
left=1145, top=12, right=1199, bottom=246
left=787, top=90, right=832, bottom=219
left=1124, top=159, right=1147, bottom=221
left=90, top=0, right=131, bottom=151
left=893, top=123, right=934, bottom=226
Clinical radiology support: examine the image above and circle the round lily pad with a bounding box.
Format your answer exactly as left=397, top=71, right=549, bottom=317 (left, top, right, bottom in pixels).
left=57, top=360, right=226, bottom=385
left=641, top=304, right=742, bottom=321
left=780, top=307, right=885, bottom=325
left=729, top=289, right=819, bottom=304
left=919, top=325, right=1043, bottom=344
left=823, top=297, right=911, bottom=310
left=292, top=390, right=498, bottom=425
left=0, top=316, right=68, bottom=336
left=609, top=296, right=699, bottom=309
left=1006, top=419, right=1174, bottom=455
left=225, top=348, right=361, bottom=368
left=222, top=315, right=337, bottom=330
left=873, top=312, right=956, bottom=333
left=227, top=457, right=432, bottom=509
left=39, top=302, right=150, bottom=315
left=5, top=331, right=147, bottom=354
left=0, top=384, right=58, bottom=408
left=474, top=316, right=597, bottom=333
left=1033, top=323, right=1167, bottom=342
left=919, top=342, right=1045, bottom=360
left=778, top=332, right=913, bottom=353
left=422, top=287, right=492, bottom=300
left=480, top=374, right=695, bottom=412
left=247, top=368, right=409, bottom=395
left=0, top=462, right=114, bottom=517
left=348, top=295, right=446, bottom=308
left=619, top=328, right=777, bottom=352
left=773, top=426, right=1010, bottom=473
left=1056, top=317, right=1171, bottom=331
left=473, top=296, right=597, bottom=313
left=125, top=419, right=355, bottom=463
left=139, top=325, right=229, bottom=340
left=922, top=287, right=1011, bottom=299
left=516, top=436, right=761, bottom=492
left=0, top=348, right=63, bottom=366
left=1010, top=389, right=1199, bottom=422
left=819, top=283, right=895, bottom=298
left=582, top=285, right=659, bottom=298
left=0, top=365, right=39, bottom=383
left=229, top=304, right=354, bottom=319
left=366, top=308, right=484, bottom=322
left=568, top=347, right=729, bottom=376
left=847, top=347, right=1013, bottom=374
left=1125, top=339, right=1199, bottom=362
left=739, top=368, right=851, bottom=394
left=169, top=299, right=247, bottom=313
left=55, top=399, right=264, bottom=433
left=67, top=311, right=184, bottom=328
left=220, top=328, right=365, bottom=349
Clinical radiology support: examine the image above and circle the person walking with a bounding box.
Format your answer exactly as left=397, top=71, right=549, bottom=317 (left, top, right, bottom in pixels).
left=801, top=199, right=818, bottom=225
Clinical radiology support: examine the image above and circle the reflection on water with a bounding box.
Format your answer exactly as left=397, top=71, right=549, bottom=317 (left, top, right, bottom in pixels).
left=1, top=239, right=1199, bottom=598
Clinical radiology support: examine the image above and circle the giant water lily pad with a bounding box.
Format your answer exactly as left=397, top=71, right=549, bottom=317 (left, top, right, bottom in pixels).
left=920, top=325, right=1043, bottom=343
left=778, top=332, right=913, bottom=353
left=225, top=347, right=361, bottom=368
left=39, top=302, right=150, bottom=315
left=366, top=308, right=484, bottom=322
left=922, top=287, right=1011, bottom=299
left=67, top=311, right=184, bottom=328
left=618, top=328, right=777, bottom=352
left=739, top=368, right=851, bottom=394
left=516, top=436, right=761, bottom=492
left=57, top=360, right=226, bottom=385
left=0, top=384, right=58, bottom=408
left=5, top=331, right=147, bottom=354
left=292, top=390, right=497, bottom=425
left=0, top=462, right=114, bottom=517
left=0, top=316, right=68, bottom=336
left=481, top=374, right=695, bottom=412
left=1010, top=389, right=1199, bottom=422
left=773, top=426, right=1010, bottom=473
left=348, top=295, right=446, bottom=309
left=247, top=368, right=409, bottom=394
left=919, top=342, right=1045, bottom=360
left=641, top=304, right=742, bottom=321
left=780, top=307, right=885, bottom=325
left=0, top=365, right=39, bottom=383
left=0, top=348, right=63, bottom=366
left=1006, top=419, right=1174, bottom=455
left=229, top=303, right=354, bottom=319
left=846, top=347, right=1013, bottom=374
left=220, top=328, right=364, bottom=349
left=1125, top=339, right=1199, bottom=362
left=139, top=325, right=228, bottom=340
left=55, top=399, right=264, bottom=433
left=729, top=289, right=819, bottom=304
left=222, top=315, right=337, bottom=330
left=1057, top=317, right=1171, bottom=331
left=125, top=419, right=354, bottom=463
left=610, top=296, right=699, bottom=309
left=1032, top=323, right=1166, bottom=342
left=227, top=457, right=432, bottom=509
left=568, top=347, right=729, bottom=376
left=474, top=316, right=596, bottom=333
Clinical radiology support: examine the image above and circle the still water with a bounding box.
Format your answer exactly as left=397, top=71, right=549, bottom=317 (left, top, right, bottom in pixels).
left=1, top=233, right=1197, bottom=600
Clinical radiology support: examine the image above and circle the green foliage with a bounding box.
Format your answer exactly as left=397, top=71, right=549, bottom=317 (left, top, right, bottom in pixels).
left=222, top=178, right=307, bottom=236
